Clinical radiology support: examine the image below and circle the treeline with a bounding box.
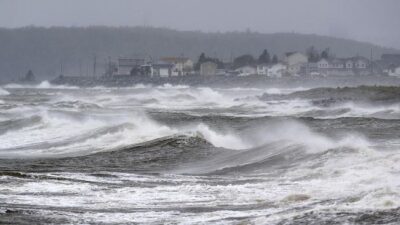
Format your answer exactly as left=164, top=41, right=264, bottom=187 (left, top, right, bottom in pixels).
left=195, top=50, right=279, bottom=69
left=0, top=26, right=398, bottom=82
left=195, top=47, right=332, bottom=69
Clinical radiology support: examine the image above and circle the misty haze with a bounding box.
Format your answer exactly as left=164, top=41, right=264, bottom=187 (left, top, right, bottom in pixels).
left=1, top=0, right=400, bottom=224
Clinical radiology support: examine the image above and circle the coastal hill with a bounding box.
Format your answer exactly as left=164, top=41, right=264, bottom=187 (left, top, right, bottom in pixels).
left=0, top=26, right=399, bottom=82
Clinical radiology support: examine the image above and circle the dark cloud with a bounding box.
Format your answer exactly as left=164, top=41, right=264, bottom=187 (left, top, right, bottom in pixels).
left=1, top=0, right=399, bottom=48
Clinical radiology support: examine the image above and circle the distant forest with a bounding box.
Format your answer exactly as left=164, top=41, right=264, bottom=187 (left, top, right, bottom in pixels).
left=0, top=26, right=398, bottom=82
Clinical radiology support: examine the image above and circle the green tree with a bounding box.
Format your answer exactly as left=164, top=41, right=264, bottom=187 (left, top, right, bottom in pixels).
left=195, top=53, right=224, bottom=70
left=194, top=53, right=207, bottom=70
left=198, top=53, right=206, bottom=63
left=272, top=54, right=279, bottom=64
left=20, top=70, right=36, bottom=82
left=306, top=46, right=320, bottom=62
left=321, top=48, right=330, bottom=59
left=233, top=54, right=256, bottom=68
left=258, top=49, right=271, bottom=64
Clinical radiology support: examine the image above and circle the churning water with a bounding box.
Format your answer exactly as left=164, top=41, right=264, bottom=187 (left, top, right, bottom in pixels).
left=0, top=82, right=400, bottom=224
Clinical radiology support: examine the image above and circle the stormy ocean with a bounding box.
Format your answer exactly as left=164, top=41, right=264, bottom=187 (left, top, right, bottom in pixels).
left=0, top=82, right=399, bottom=224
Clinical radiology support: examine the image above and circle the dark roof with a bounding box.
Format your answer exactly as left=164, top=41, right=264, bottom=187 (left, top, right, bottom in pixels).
left=160, top=57, right=191, bottom=63
left=381, top=54, right=400, bottom=65
left=341, top=56, right=370, bottom=62
left=319, top=57, right=369, bottom=64
left=329, top=58, right=345, bottom=64
left=118, top=58, right=146, bottom=66
left=201, top=61, right=218, bottom=65
left=382, top=54, right=400, bottom=60
left=152, top=63, right=174, bottom=69
left=375, top=60, right=400, bottom=70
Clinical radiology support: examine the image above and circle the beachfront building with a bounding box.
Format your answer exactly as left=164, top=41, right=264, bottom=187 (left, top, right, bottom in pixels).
left=317, top=58, right=351, bottom=76
left=267, top=63, right=286, bottom=78
left=160, top=57, right=194, bottom=76
left=200, top=61, right=218, bottom=76
left=299, top=62, right=319, bottom=76
left=381, top=54, right=400, bottom=64
left=283, top=52, right=308, bottom=76
left=115, top=57, right=146, bottom=76
left=236, top=66, right=257, bottom=76
left=299, top=56, right=370, bottom=76
left=151, top=63, right=174, bottom=78
left=375, top=54, right=400, bottom=76
left=316, top=56, right=370, bottom=76
left=256, top=64, right=269, bottom=75
left=388, top=65, right=400, bottom=77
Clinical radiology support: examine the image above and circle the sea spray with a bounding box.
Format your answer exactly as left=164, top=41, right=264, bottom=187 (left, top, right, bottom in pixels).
left=1, top=85, right=399, bottom=224
left=0, top=87, right=9, bottom=95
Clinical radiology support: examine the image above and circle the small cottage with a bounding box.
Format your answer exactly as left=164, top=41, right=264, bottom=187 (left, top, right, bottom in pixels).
left=200, top=61, right=218, bottom=76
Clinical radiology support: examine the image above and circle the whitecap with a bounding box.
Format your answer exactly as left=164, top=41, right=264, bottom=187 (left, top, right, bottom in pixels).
left=0, top=87, right=9, bottom=95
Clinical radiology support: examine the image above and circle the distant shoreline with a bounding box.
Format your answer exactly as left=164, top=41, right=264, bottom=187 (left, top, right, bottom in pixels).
left=50, top=75, right=400, bottom=89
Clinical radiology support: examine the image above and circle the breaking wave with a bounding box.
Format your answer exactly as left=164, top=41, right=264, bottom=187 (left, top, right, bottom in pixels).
left=0, top=108, right=372, bottom=164
left=0, top=87, right=9, bottom=95
left=0, top=109, right=239, bottom=158
left=288, top=86, right=400, bottom=104
left=258, top=86, right=400, bottom=119
left=1, top=85, right=400, bottom=224
left=4, top=80, right=79, bottom=89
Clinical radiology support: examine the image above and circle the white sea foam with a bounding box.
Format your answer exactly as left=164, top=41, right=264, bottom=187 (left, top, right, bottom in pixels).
left=229, top=119, right=372, bottom=155
left=0, top=107, right=372, bottom=159
left=0, top=106, right=251, bottom=158
left=192, top=123, right=250, bottom=150
left=3, top=150, right=399, bottom=224
left=4, top=81, right=79, bottom=89
left=1, top=85, right=399, bottom=224
left=0, top=83, right=376, bottom=159
left=0, top=87, right=9, bottom=95
left=158, top=83, right=190, bottom=89
left=330, top=101, right=400, bottom=119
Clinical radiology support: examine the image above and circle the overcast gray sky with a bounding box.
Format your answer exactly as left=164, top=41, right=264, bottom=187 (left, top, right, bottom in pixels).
left=1, top=0, right=399, bottom=49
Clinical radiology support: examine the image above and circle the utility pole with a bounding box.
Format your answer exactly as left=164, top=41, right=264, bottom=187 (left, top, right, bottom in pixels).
left=86, top=62, right=89, bottom=77
left=107, top=56, right=112, bottom=76
left=93, top=54, right=97, bottom=77
left=79, top=59, right=82, bottom=76
left=370, top=48, right=373, bottom=75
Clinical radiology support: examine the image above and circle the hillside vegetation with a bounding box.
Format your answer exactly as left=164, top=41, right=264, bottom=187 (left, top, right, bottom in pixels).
left=0, top=26, right=398, bottom=82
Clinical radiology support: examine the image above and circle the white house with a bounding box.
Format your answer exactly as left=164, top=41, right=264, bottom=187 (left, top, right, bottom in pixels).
left=388, top=65, right=400, bottom=77
left=256, top=64, right=269, bottom=75
left=315, top=56, right=370, bottom=76
left=317, top=58, right=330, bottom=69
left=300, top=62, right=319, bottom=76
left=116, top=57, right=146, bottom=76
left=376, top=54, right=400, bottom=76
left=330, top=58, right=345, bottom=69
left=353, top=57, right=368, bottom=69
left=160, top=57, right=194, bottom=76
left=151, top=63, right=174, bottom=78
left=283, top=52, right=308, bottom=75
left=287, top=63, right=306, bottom=76
left=345, top=59, right=354, bottom=69
left=317, top=58, right=351, bottom=76
left=267, top=63, right=286, bottom=78
left=283, top=52, right=308, bottom=65
left=236, top=66, right=257, bottom=76
left=200, top=61, right=218, bottom=76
